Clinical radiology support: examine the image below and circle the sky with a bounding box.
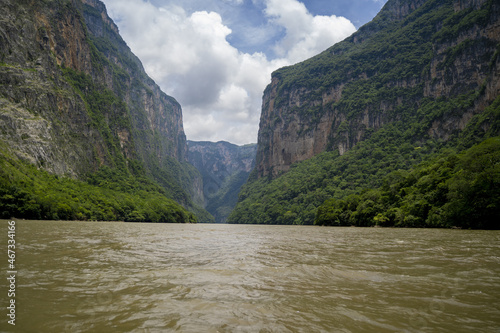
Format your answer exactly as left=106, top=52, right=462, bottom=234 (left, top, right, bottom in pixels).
left=101, top=0, right=388, bottom=145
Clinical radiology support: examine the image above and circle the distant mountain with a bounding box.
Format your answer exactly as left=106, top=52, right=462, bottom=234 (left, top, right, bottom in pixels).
left=229, top=0, right=500, bottom=228
left=0, top=0, right=210, bottom=222
left=188, top=141, right=257, bottom=223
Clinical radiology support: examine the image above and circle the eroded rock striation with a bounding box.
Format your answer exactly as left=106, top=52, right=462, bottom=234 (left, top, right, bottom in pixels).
left=229, top=0, right=500, bottom=226
left=0, top=0, right=205, bottom=217
left=256, top=0, right=500, bottom=178
left=188, top=141, right=257, bottom=223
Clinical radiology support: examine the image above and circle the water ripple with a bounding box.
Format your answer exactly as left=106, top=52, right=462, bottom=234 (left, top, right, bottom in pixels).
left=3, top=221, right=499, bottom=332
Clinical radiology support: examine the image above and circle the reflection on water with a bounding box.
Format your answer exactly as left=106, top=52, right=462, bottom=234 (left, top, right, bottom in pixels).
left=1, top=220, right=499, bottom=332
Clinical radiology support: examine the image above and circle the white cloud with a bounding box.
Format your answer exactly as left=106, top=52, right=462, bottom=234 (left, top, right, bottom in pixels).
left=265, top=0, right=356, bottom=62
left=103, top=0, right=356, bottom=144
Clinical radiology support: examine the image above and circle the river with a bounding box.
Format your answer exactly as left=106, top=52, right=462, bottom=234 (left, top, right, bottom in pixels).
left=1, top=220, right=499, bottom=332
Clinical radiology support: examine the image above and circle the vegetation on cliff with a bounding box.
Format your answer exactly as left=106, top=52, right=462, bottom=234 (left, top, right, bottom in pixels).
left=229, top=98, right=500, bottom=227
left=316, top=136, right=500, bottom=229
left=229, top=0, right=500, bottom=228
left=0, top=0, right=211, bottom=222
left=188, top=141, right=257, bottom=223
left=0, top=151, right=196, bottom=222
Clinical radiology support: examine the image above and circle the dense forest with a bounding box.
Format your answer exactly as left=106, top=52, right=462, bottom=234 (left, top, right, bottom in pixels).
left=228, top=99, right=500, bottom=227
left=316, top=136, right=500, bottom=229
left=0, top=151, right=196, bottom=222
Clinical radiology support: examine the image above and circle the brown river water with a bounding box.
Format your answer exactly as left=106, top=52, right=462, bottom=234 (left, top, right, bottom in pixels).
left=1, top=220, right=499, bottom=332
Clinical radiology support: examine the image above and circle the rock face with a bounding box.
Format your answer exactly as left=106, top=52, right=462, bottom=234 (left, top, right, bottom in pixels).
left=256, top=0, right=500, bottom=178
left=188, top=141, right=257, bottom=223
left=0, top=0, right=202, bottom=212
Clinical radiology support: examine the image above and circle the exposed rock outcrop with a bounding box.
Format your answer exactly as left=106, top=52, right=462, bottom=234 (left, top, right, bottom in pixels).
left=256, top=0, right=500, bottom=178
left=188, top=141, right=257, bottom=222
left=0, top=0, right=204, bottom=215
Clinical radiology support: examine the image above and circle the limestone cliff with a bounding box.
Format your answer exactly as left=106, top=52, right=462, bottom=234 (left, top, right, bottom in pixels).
left=0, top=0, right=205, bottom=217
left=256, top=0, right=500, bottom=178
left=188, top=141, right=257, bottom=222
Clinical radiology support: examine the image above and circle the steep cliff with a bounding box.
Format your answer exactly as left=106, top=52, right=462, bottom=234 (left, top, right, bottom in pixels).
left=188, top=141, right=257, bottom=223
left=0, top=0, right=208, bottom=221
left=256, top=0, right=499, bottom=178
left=230, top=0, right=500, bottom=226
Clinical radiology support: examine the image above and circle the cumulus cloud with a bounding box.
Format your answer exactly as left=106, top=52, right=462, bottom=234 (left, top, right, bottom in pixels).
left=265, top=0, right=356, bottom=62
left=103, top=0, right=356, bottom=144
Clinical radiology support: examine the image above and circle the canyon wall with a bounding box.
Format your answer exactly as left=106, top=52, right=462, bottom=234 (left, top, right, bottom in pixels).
left=0, top=0, right=205, bottom=217
left=256, top=0, right=500, bottom=178
left=188, top=141, right=257, bottom=222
